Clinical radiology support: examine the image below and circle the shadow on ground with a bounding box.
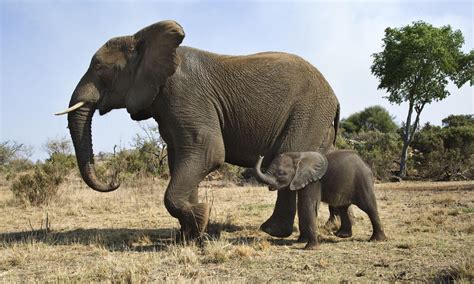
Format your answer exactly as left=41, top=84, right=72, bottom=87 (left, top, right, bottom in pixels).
left=0, top=222, right=364, bottom=252
left=0, top=227, right=180, bottom=252
left=0, top=221, right=257, bottom=252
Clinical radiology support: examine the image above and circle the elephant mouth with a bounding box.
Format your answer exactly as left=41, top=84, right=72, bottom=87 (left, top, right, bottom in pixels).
left=97, top=96, right=112, bottom=116
left=98, top=106, right=112, bottom=116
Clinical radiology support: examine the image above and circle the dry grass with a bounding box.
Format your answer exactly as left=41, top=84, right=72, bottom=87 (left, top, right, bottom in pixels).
left=0, top=176, right=473, bottom=282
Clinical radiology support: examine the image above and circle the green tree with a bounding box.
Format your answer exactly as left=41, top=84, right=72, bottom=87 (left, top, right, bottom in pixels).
left=341, top=105, right=398, bottom=135
left=371, top=21, right=473, bottom=178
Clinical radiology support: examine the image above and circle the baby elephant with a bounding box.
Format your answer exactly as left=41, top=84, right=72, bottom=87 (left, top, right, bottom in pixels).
left=255, top=150, right=386, bottom=249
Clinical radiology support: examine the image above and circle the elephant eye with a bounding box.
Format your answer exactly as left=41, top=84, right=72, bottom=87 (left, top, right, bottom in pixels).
left=277, top=170, right=287, bottom=177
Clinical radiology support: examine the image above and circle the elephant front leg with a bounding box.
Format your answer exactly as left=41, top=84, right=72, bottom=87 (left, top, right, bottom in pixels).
left=164, top=178, right=209, bottom=241
left=260, top=189, right=296, bottom=238
left=164, top=152, right=224, bottom=240
left=297, top=182, right=321, bottom=250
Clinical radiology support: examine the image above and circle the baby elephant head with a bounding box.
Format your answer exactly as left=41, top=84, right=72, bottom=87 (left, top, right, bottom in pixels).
left=254, top=152, right=328, bottom=191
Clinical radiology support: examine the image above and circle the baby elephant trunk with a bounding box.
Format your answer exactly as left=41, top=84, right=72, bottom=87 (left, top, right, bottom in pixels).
left=254, top=156, right=278, bottom=187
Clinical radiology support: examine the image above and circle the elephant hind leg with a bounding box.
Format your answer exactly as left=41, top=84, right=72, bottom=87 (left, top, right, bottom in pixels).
left=334, top=205, right=353, bottom=238
left=324, top=205, right=341, bottom=232
left=360, top=204, right=387, bottom=242
left=354, top=190, right=387, bottom=241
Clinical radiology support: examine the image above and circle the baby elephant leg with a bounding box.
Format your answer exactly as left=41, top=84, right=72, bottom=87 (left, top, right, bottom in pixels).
left=323, top=205, right=340, bottom=232
left=334, top=205, right=353, bottom=238
left=354, top=187, right=387, bottom=241
left=297, top=182, right=322, bottom=250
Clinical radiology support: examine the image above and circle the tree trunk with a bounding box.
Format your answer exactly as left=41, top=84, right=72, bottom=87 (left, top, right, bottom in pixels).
left=399, top=100, right=425, bottom=178
left=398, top=101, right=414, bottom=178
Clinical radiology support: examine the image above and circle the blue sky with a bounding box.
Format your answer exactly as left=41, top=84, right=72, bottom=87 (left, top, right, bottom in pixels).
left=1, top=0, right=472, bottom=161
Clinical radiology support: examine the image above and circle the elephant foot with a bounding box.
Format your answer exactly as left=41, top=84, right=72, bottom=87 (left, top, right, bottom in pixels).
left=369, top=231, right=387, bottom=242
left=260, top=217, right=294, bottom=238
left=335, top=228, right=352, bottom=238
left=304, top=240, right=319, bottom=250
left=178, top=202, right=210, bottom=242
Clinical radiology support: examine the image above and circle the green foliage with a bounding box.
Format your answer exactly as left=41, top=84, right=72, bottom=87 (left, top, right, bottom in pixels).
left=371, top=21, right=473, bottom=177
left=9, top=137, right=76, bottom=206
left=104, top=148, right=167, bottom=181
left=341, top=105, right=398, bottom=134
left=412, top=116, right=474, bottom=180
left=10, top=155, right=72, bottom=206
left=372, top=21, right=471, bottom=103
left=99, top=124, right=169, bottom=184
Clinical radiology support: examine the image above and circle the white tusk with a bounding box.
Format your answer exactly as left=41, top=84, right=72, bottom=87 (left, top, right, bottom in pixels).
left=54, top=101, right=86, bottom=115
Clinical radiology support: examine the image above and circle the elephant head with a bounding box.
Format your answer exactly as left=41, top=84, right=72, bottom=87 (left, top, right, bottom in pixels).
left=55, top=20, right=185, bottom=192
left=255, top=152, right=328, bottom=191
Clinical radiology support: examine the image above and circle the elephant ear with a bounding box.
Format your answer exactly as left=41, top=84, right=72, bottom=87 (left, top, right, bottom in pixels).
left=289, top=152, right=328, bottom=191
left=126, top=20, right=185, bottom=116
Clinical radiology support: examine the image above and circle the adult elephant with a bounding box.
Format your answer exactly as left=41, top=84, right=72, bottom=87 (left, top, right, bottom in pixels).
left=56, top=20, right=340, bottom=239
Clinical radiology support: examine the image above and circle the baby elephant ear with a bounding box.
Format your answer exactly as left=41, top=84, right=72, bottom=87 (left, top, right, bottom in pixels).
left=126, top=20, right=185, bottom=116
left=289, top=152, right=328, bottom=191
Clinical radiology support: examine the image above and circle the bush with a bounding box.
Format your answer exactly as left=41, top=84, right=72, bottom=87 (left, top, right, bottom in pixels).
left=9, top=138, right=76, bottom=206
left=10, top=163, right=64, bottom=206
left=102, top=147, right=168, bottom=182
left=412, top=118, right=474, bottom=180
left=99, top=124, right=169, bottom=184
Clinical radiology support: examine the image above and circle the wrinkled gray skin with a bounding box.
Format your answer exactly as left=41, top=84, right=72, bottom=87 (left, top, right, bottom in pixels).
left=64, top=20, right=339, bottom=239
left=255, top=150, right=387, bottom=249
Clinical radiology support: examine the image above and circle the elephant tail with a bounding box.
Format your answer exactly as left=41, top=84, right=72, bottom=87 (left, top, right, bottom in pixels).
left=332, top=102, right=340, bottom=146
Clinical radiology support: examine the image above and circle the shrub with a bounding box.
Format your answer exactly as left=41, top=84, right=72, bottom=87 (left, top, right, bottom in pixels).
left=97, top=124, right=169, bottom=184
left=10, top=163, right=63, bottom=206
left=102, top=147, right=168, bottom=183
left=412, top=119, right=474, bottom=180
left=9, top=138, right=76, bottom=206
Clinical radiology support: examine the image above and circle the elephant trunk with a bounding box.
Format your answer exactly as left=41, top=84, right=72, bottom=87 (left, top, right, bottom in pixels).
left=254, top=156, right=278, bottom=187
left=67, top=90, right=119, bottom=192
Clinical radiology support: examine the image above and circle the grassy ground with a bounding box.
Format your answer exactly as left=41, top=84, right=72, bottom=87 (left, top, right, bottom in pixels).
left=0, top=177, right=473, bottom=282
